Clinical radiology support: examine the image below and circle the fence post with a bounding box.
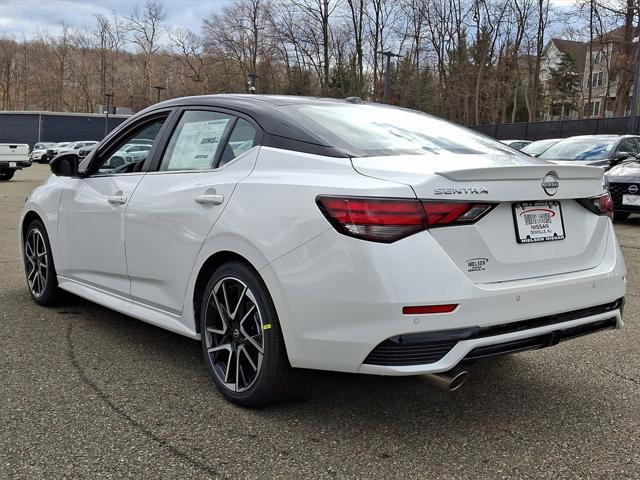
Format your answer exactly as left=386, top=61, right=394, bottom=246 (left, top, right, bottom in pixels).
left=524, top=122, right=529, bottom=140
left=559, top=119, right=564, bottom=137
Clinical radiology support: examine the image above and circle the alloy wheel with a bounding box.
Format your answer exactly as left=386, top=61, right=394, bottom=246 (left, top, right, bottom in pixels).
left=25, top=228, right=48, bottom=298
left=204, top=277, right=265, bottom=393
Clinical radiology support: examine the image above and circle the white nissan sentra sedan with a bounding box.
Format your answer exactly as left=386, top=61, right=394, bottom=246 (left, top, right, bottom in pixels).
left=21, top=95, right=626, bottom=406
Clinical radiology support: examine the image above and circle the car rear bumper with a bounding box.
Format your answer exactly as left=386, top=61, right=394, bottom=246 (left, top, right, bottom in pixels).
left=263, top=220, right=626, bottom=375
left=0, top=160, right=31, bottom=170
left=359, top=299, right=622, bottom=375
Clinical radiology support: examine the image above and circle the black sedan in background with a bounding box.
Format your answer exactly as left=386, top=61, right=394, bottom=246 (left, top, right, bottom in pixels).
left=538, top=134, right=640, bottom=170
left=606, top=160, right=640, bottom=220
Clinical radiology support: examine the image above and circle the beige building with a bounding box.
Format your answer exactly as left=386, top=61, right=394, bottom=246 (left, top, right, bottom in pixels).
left=540, top=27, right=635, bottom=120
left=540, top=38, right=586, bottom=120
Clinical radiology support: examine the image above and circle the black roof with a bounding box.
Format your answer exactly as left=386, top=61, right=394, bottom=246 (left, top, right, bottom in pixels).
left=137, top=94, right=359, bottom=157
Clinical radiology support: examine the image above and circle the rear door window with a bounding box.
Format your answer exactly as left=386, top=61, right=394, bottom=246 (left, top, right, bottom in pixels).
left=217, top=119, right=258, bottom=167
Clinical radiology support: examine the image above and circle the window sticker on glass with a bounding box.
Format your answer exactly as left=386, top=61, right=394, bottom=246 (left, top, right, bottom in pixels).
left=161, top=112, right=232, bottom=171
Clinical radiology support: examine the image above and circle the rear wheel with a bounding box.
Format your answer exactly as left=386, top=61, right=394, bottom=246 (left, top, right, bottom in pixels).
left=0, top=170, right=15, bottom=181
left=200, top=261, right=298, bottom=407
left=614, top=211, right=630, bottom=221
left=24, top=219, right=60, bottom=305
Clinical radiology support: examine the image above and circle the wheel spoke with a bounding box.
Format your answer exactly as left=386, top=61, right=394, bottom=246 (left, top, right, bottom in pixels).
left=27, top=269, right=37, bottom=290
left=224, top=349, right=234, bottom=384
left=221, top=282, right=231, bottom=319
left=34, top=272, right=41, bottom=295
left=207, top=343, right=232, bottom=354
left=229, top=285, right=247, bottom=320
left=239, top=344, right=258, bottom=372
left=235, top=346, right=241, bottom=390
left=208, top=292, right=228, bottom=335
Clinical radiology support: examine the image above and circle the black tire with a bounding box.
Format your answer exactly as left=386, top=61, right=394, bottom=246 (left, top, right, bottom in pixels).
left=200, top=261, right=298, bottom=407
left=0, top=170, right=15, bottom=181
left=614, top=211, right=630, bottom=221
left=24, top=219, right=61, bottom=306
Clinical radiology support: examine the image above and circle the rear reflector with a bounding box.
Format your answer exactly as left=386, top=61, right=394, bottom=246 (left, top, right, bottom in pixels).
left=402, top=304, right=458, bottom=315
left=317, top=195, right=496, bottom=242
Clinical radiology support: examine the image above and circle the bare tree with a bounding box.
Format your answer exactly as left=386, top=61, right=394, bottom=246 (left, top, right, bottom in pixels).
left=126, top=0, right=166, bottom=104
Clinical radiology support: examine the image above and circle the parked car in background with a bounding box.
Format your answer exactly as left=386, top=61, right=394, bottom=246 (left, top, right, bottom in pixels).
left=521, top=138, right=561, bottom=157
left=51, top=141, right=98, bottom=159
left=78, top=143, right=98, bottom=159
left=43, top=142, right=71, bottom=163
left=29, top=142, right=56, bottom=163
left=0, top=143, right=31, bottom=180
left=538, top=135, right=640, bottom=170
left=101, top=143, right=152, bottom=169
left=22, top=95, right=626, bottom=407
left=501, top=139, right=532, bottom=150
left=606, top=159, right=640, bottom=220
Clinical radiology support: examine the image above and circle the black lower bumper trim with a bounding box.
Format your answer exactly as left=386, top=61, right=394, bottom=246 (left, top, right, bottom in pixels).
left=463, top=316, right=617, bottom=360
left=363, top=298, right=623, bottom=367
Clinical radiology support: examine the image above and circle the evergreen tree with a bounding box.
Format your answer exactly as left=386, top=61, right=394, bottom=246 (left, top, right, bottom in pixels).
left=547, top=53, right=581, bottom=119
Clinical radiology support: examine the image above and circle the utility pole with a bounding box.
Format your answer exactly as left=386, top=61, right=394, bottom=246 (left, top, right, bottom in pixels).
left=153, top=85, right=167, bottom=103
left=628, top=33, right=640, bottom=133
left=377, top=51, right=400, bottom=104
left=104, top=92, right=113, bottom=139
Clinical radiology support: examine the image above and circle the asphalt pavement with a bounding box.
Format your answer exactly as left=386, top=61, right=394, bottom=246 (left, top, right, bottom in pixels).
left=1, top=164, right=639, bottom=479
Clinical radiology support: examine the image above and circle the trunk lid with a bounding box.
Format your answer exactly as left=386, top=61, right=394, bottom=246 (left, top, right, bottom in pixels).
left=351, top=154, right=609, bottom=283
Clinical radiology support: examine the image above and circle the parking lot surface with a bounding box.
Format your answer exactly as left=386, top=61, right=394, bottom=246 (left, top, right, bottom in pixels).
left=1, top=164, right=639, bottom=479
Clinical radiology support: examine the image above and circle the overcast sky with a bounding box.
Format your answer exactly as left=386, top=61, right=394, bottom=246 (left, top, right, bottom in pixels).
left=1, top=0, right=578, bottom=41
left=0, top=0, right=232, bottom=39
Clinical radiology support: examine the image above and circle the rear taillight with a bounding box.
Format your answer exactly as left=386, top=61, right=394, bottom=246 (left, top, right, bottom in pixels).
left=577, top=193, right=613, bottom=219
left=316, top=196, right=495, bottom=242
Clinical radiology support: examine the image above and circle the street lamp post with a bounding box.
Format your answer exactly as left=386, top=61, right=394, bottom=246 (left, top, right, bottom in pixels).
left=104, top=92, right=113, bottom=138
left=246, top=73, right=258, bottom=94
left=377, top=51, right=401, bottom=104
left=153, top=85, right=167, bottom=103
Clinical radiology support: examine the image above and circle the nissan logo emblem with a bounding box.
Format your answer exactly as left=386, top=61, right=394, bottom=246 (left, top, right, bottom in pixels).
left=629, top=185, right=639, bottom=194
left=541, top=173, right=559, bottom=196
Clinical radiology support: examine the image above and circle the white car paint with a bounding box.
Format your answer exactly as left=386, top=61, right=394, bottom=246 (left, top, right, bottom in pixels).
left=20, top=98, right=627, bottom=380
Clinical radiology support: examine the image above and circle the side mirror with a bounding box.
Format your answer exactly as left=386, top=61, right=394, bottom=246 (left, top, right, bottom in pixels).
left=50, top=153, right=79, bottom=177
left=615, top=151, right=632, bottom=162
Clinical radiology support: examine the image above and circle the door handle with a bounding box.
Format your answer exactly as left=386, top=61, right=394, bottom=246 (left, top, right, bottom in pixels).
left=107, top=195, right=127, bottom=205
left=195, top=194, right=224, bottom=205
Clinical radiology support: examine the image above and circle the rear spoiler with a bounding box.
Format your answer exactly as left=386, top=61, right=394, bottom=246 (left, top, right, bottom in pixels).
left=436, top=165, right=604, bottom=182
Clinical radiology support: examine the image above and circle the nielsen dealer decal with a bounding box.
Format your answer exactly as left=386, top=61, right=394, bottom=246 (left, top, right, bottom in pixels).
left=466, top=257, right=488, bottom=272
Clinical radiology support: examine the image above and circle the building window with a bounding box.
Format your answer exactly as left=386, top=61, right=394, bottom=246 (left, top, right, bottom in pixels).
left=591, top=71, right=604, bottom=87
left=584, top=101, right=601, bottom=117
left=592, top=50, right=605, bottom=64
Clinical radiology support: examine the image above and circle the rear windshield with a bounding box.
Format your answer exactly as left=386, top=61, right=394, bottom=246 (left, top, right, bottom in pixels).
left=538, top=138, right=616, bottom=161
left=278, top=103, right=514, bottom=157
left=521, top=139, right=558, bottom=156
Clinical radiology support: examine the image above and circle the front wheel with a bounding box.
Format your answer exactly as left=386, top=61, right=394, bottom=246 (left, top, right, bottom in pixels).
left=0, top=170, right=15, bottom=181
left=200, top=261, right=298, bottom=407
left=24, top=219, right=60, bottom=305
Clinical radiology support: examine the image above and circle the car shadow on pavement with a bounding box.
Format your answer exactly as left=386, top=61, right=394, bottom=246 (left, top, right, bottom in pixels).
left=62, top=292, right=602, bottom=442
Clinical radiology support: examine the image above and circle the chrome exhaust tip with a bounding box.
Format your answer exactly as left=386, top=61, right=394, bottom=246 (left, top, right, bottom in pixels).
left=422, top=368, right=469, bottom=391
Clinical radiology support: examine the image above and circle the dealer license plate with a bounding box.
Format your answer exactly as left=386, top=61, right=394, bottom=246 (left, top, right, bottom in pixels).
left=622, top=194, right=640, bottom=206
left=512, top=201, right=565, bottom=244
